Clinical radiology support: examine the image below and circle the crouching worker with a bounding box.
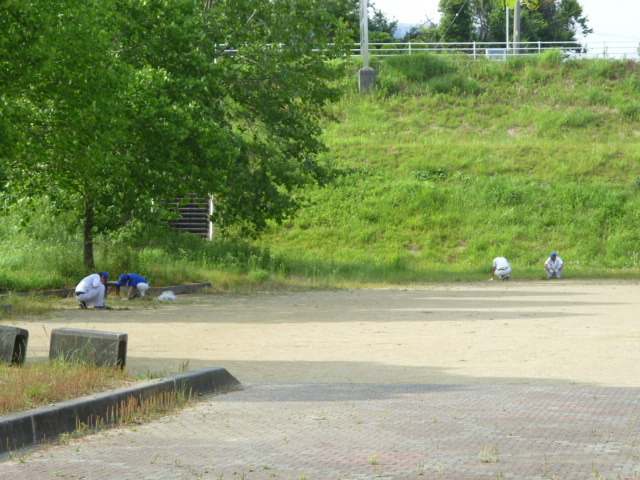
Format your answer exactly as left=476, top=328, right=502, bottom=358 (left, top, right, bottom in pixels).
left=115, top=273, right=149, bottom=299
left=75, top=272, right=110, bottom=309
left=492, top=257, right=512, bottom=281
left=544, top=252, right=564, bottom=279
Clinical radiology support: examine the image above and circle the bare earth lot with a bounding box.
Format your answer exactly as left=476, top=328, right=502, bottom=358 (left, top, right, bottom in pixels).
left=11, top=279, right=640, bottom=386
left=2, top=280, right=640, bottom=480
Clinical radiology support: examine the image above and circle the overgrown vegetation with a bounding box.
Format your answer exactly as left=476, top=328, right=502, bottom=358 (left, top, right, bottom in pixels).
left=0, top=360, right=135, bottom=414
left=1, top=53, right=640, bottom=291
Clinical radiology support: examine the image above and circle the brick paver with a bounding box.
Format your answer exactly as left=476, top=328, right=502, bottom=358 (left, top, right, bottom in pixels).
left=1, top=383, right=639, bottom=480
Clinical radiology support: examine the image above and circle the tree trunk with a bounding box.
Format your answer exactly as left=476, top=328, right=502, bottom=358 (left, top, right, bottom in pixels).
left=83, top=201, right=95, bottom=271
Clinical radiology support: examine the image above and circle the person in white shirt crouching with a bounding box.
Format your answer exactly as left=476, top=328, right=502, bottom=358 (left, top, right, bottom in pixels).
left=492, top=257, right=512, bottom=281
left=75, top=271, right=111, bottom=309
left=545, top=252, right=565, bottom=279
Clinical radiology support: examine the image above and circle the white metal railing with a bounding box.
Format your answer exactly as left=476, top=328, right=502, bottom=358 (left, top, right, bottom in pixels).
left=351, top=40, right=640, bottom=60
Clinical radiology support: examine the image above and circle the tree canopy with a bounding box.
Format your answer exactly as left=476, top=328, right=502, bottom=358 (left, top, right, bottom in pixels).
left=0, top=0, right=351, bottom=268
left=321, top=0, right=399, bottom=42
left=439, top=0, right=475, bottom=42
left=436, top=0, right=590, bottom=43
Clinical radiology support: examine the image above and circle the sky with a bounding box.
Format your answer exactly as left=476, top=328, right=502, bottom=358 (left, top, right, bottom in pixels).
left=371, top=0, right=640, bottom=44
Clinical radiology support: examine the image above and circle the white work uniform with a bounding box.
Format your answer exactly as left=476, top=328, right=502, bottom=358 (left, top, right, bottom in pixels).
left=493, top=257, right=512, bottom=279
left=545, top=256, right=564, bottom=278
left=75, top=274, right=106, bottom=307
left=136, top=282, right=149, bottom=296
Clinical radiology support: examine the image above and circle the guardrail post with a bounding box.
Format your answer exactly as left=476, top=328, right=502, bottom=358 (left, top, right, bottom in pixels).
left=0, top=326, right=29, bottom=365
left=49, top=328, right=128, bottom=368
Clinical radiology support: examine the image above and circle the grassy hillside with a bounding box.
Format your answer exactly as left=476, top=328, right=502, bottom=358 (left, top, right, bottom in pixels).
left=256, top=52, right=640, bottom=282
left=2, top=52, right=640, bottom=292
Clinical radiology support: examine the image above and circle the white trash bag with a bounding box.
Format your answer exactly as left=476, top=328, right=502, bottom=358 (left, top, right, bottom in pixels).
left=157, top=291, right=177, bottom=301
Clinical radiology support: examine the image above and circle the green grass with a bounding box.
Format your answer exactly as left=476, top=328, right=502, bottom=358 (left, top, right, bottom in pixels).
left=257, top=53, right=640, bottom=281
left=1, top=53, right=640, bottom=291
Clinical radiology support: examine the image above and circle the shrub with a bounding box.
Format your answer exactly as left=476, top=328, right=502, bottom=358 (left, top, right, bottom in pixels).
left=472, top=59, right=515, bottom=83
left=537, top=48, right=564, bottom=66
left=560, top=109, right=599, bottom=128
left=383, top=53, right=455, bottom=81
left=507, top=54, right=537, bottom=70
left=619, top=101, right=640, bottom=120
left=523, top=65, right=552, bottom=84
left=426, top=73, right=483, bottom=95
left=376, top=69, right=409, bottom=95
left=585, top=59, right=635, bottom=80
left=585, top=87, right=611, bottom=106
left=621, top=75, right=640, bottom=94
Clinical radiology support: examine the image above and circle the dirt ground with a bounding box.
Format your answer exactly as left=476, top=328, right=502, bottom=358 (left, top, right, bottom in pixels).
left=8, top=280, right=640, bottom=386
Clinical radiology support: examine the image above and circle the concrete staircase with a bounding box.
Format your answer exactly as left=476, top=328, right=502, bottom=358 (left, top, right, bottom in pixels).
left=168, top=197, right=213, bottom=239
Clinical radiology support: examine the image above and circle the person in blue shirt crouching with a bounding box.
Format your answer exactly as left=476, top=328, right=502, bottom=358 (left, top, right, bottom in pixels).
left=115, top=273, right=149, bottom=300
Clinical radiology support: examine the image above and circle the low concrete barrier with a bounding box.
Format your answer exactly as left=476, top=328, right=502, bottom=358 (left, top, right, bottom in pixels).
left=0, top=326, right=29, bottom=365
left=0, top=367, right=240, bottom=456
left=1, top=282, right=212, bottom=299
left=49, top=328, right=127, bottom=368
left=147, top=282, right=212, bottom=295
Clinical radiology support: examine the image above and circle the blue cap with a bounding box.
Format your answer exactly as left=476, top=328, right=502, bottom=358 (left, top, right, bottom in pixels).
left=99, top=271, right=109, bottom=279
left=550, top=253, right=557, bottom=258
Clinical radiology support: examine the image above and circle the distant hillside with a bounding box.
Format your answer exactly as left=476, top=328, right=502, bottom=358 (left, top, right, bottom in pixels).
left=394, top=23, right=418, bottom=40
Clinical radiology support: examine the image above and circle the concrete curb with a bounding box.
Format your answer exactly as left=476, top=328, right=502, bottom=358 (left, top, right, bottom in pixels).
left=0, top=367, right=240, bottom=456
left=146, top=282, right=212, bottom=295
left=0, top=282, right=212, bottom=299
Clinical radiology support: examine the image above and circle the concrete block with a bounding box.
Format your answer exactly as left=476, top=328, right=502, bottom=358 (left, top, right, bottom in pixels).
left=0, top=325, right=29, bottom=365
left=49, top=328, right=127, bottom=368
left=358, top=67, right=376, bottom=94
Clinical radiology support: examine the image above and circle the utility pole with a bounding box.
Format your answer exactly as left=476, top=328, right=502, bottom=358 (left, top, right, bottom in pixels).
left=358, top=0, right=376, bottom=93
left=360, top=0, right=369, bottom=69
left=505, top=6, right=510, bottom=53
left=513, top=0, right=521, bottom=54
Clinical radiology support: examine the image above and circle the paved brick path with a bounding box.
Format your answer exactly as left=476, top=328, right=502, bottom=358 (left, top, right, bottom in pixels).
left=2, top=383, right=639, bottom=480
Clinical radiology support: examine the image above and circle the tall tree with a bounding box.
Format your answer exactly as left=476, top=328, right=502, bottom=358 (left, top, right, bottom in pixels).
left=318, top=0, right=398, bottom=42
left=320, top=0, right=360, bottom=39
left=532, top=0, right=591, bottom=41
left=471, top=0, right=495, bottom=42
left=438, top=0, right=475, bottom=42
left=368, top=6, right=399, bottom=43
left=1, top=0, right=351, bottom=269
left=402, top=20, right=440, bottom=43
left=1, top=0, right=132, bottom=267
left=475, top=0, right=590, bottom=42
